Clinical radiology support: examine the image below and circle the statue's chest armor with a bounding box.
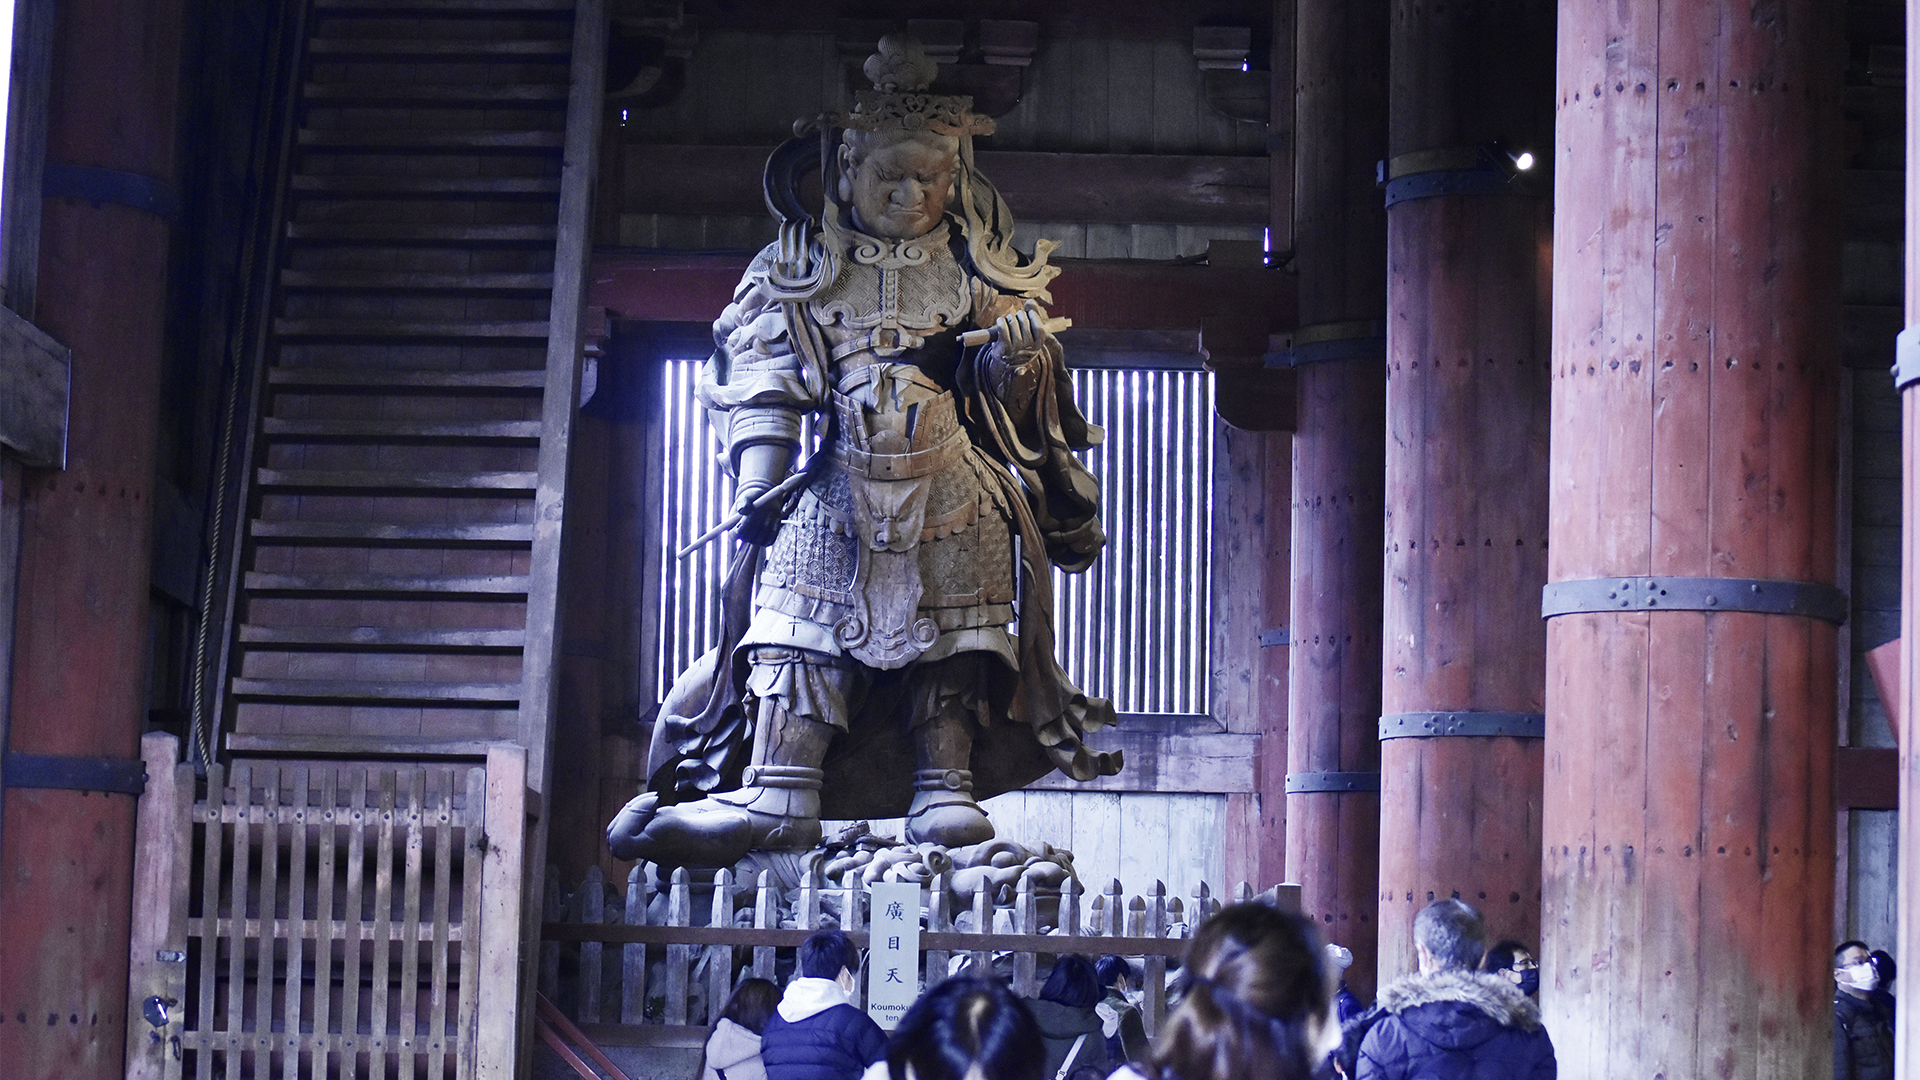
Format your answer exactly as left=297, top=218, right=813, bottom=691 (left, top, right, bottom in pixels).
left=809, top=234, right=972, bottom=340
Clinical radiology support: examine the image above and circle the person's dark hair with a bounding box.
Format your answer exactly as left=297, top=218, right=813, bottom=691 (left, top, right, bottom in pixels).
left=886, top=976, right=1044, bottom=1080
left=1148, top=903, right=1331, bottom=1080
left=696, top=976, right=780, bottom=1078
left=1039, top=955, right=1101, bottom=1009
left=800, top=929, right=859, bottom=980
left=1871, top=949, right=1898, bottom=987
left=1836, top=940, right=1871, bottom=962
left=1096, top=955, right=1139, bottom=992
left=1413, top=899, right=1486, bottom=972
left=717, top=977, right=779, bottom=1034
left=1480, top=940, right=1530, bottom=974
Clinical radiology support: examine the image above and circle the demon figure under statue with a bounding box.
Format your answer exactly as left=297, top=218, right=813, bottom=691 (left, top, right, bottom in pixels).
left=608, top=36, right=1121, bottom=870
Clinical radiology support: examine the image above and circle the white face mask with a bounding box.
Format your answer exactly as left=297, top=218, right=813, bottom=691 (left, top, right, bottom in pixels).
left=1839, top=961, right=1879, bottom=992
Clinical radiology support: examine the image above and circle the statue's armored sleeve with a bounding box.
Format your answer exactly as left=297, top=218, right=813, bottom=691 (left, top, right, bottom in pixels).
left=696, top=245, right=818, bottom=475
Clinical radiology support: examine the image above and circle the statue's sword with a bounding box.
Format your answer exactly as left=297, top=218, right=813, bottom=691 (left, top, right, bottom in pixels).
left=675, top=467, right=818, bottom=558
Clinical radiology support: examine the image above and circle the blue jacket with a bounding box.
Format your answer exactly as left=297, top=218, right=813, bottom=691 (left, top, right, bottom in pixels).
left=1357, top=970, right=1555, bottom=1080
left=761, top=979, right=887, bottom=1080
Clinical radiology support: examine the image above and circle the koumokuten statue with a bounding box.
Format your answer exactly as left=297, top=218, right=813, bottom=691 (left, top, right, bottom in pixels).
left=608, top=36, right=1122, bottom=869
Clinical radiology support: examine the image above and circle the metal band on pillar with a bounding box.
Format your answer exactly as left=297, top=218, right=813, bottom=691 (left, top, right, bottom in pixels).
left=2, top=751, right=148, bottom=796
left=1379, top=711, right=1545, bottom=740
left=1381, top=146, right=1545, bottom=208
left=1265, top=319, right=1387, bottom=369
left=42, top=163, right=181, bottom=223
left=1541, top=576, right=1849, bottom=625
left=1285, top=771, right=1381, bottom=794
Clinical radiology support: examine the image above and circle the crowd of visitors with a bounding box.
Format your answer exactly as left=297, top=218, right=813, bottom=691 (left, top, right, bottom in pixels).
left=692, top=904, right=1896, bottom=1080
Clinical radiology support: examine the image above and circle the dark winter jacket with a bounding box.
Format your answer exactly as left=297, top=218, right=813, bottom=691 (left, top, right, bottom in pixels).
left=760, top=979, right=888, bottom=1080
left=1027, top=998, right=1111, bottom=1079
left=1097, top=990, right=1150, bottom=1068
left=1835, top=990, right=1895, bottom=1080
left=1356, top=970, right=1555, bottom=1080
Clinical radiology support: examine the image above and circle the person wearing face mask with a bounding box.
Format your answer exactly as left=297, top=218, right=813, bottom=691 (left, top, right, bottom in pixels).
left=762, top=931, right=888, bottom=1080
left=1834, top=940, right=1895, bottom=1080
left=1480, top=941, right=1540, bottom=999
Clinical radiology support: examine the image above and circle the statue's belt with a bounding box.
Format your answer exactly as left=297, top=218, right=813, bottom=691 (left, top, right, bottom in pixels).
left=830, top=427, right=969, bottom=480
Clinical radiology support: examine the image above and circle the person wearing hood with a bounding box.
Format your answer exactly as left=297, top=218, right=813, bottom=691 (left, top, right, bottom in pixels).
left=1835, top=940, right=1894, bottom=1080
left=763, top=931, right=888, bottom=1080
left=704, top=978, right=780, bottom=1080
left=1026, top=954, right=1110, bottom=1078
left=1356, top=900, right=1555, bottom=1080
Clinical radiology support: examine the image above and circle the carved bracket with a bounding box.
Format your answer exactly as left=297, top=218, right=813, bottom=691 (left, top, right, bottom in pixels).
left=1193, top=26, right=1269, bottom=125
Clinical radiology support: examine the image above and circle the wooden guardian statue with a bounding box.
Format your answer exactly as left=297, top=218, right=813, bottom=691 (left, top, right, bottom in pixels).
left=609, top=35, right=1121, bottom=869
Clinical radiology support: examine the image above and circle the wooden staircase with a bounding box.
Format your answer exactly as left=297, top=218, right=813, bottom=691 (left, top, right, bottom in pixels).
left=210, top=0, right=602, bottom=783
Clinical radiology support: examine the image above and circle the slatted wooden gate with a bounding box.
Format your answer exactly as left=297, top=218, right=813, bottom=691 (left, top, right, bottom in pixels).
left=126, top=734, right=531, bottom=1080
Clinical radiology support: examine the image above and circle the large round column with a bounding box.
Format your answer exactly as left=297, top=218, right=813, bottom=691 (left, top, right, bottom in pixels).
left=1376, top=1, right=1555, bottom=981
left=0, top=0, right=182, bottom=1076
left=1544, top=1, right=1841, bottom=1075
left=1284, top=0, right=1389, bottom=1000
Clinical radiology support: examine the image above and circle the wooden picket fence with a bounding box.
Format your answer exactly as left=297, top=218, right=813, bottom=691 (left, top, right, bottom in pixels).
left=538, top=862, right=1295, bottom=1048
left=124, top=733, right=536, bottom=1080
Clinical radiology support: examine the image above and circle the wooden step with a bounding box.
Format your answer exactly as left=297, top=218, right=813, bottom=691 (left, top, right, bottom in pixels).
left=297, top=128, right=564, bottom=152
left=267, top=367, right=545, bottom=391
left=306, top=38, right=569, bottom=59
left=243, top=571, right=531, bottom=596
left=254, top=468, right=539, bottom=493
left=262, top=418, right=543, bottom=442
left=273, top=318, right=551, bottom=341
left=291, top=174, right=561, bottom=199
left=239, top=625, right=527, bottom=649
left=229, top=678, right=522, bottom=705
left=249, top=521, right=535, bottom=545
left=303, top=83, right=569, bottom=105
left=312, top=0, right=573, bottom=12
left=280, top=269, right=554, bottom=292
left=285, top=222, right=558, bottom=244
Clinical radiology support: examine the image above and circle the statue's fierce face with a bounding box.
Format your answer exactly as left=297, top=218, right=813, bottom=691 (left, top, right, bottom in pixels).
left=839, top=132, right=960, bottom=240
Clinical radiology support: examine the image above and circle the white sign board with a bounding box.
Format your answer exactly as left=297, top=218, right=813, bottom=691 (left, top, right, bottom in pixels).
left=866, top=881, right=922, bottom=1030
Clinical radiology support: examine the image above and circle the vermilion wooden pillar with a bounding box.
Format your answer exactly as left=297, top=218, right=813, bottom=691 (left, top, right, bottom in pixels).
left=0, top=0, right=182, bottom=1076
left=1544, top=1, right=1840, bottom=1076
left=1377, top=0, right=1555, bottom=982
left=1284, top=0, right=1388, bottom=1001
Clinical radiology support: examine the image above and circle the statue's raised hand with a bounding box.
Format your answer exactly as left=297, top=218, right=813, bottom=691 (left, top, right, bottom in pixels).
left=993, top=303, right=1050, bottom=364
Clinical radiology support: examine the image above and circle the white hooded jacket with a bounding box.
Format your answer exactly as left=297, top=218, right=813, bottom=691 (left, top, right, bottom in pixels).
left=702, top=1017, right=767, bottom=1080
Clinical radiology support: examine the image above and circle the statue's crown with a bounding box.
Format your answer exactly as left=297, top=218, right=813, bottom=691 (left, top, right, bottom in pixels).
left=834, top=35, right=996, bottom=137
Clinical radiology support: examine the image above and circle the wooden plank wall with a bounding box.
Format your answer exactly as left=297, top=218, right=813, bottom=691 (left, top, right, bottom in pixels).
left=611, top=29, right=1268, bottom=258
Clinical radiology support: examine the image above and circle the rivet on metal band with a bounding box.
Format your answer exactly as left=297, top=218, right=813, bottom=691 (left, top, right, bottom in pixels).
left=1541, top=576, right=1849, bottom=626
left=2, top=751, right=148, bottom=796
left=1285, top=771, right=1381, bottom=794
left=1892, top=325, right=1920, bottom=391
left=1379, top=711, right=1546, bottom=740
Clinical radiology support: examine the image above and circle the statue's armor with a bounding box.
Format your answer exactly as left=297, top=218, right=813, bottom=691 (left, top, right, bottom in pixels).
left=737, top=224, right=1021, bottom=682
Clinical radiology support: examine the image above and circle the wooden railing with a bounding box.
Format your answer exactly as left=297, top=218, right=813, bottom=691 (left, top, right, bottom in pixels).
left=124, top=733, right=533, bottom=1080
left=537, top=863, right=1298, bottom=1048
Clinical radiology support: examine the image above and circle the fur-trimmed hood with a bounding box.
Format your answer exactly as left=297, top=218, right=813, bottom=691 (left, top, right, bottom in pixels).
left=1377, top=970, right=1543, bottom=1034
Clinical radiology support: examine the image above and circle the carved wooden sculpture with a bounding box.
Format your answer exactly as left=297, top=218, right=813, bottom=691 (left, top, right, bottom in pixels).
left=609, top=36, right=1120, bottom=869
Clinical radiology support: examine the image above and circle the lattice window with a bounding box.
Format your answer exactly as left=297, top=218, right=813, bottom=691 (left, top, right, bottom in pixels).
left=654, top=359, right=1214, bottom=715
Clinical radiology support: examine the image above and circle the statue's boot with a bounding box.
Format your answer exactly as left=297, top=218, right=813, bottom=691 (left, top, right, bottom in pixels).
left=905, top=710, right=995, bottom=847
left=607, top=710, right=831, bottom=868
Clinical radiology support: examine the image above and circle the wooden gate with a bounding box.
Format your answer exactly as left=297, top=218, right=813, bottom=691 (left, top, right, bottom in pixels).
left=124, top=734, right=531, bottom=1080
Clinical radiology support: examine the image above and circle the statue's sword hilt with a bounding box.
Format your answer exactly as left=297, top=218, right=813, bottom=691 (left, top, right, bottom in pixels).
left=957, top=315, right=1072, bottom=348
left=675, top=467, right=817, bottom=558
